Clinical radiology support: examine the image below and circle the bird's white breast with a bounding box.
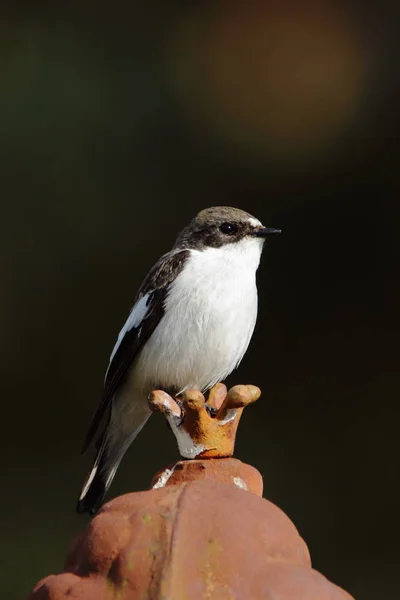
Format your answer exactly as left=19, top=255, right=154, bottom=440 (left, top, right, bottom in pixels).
left=133, top=237, right=263, bottom=393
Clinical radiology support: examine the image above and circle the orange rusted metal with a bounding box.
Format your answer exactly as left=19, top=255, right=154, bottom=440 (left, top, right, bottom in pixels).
left=27, top=383, right=355, bottom=600
left=151, top=457, right=263, bottom=496
left=149, top=383, right=261, bottom=459
left=29, top=480, right=354, bottom=600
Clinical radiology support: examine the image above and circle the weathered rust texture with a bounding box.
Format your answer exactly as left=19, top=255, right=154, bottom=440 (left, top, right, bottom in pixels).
left=28, top=480, right=354, bottom=600
left=151, top=457, right=263, bottom=496
left=149, top=383, right=261, bottom=458
left=27, top=383, right=355, bottom=599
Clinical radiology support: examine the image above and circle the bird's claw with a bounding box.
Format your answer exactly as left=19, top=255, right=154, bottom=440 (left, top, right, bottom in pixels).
left=205, top=404, right=218, bottom=417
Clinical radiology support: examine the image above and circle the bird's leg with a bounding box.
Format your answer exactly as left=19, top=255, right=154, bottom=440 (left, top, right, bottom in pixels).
left=172, top=395, right=185, bottom=426
left=173, top=395, right=184, bottom=410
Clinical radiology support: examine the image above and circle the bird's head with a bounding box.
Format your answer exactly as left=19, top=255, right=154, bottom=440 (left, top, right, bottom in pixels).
left=174, top=206, right=281, bottom=251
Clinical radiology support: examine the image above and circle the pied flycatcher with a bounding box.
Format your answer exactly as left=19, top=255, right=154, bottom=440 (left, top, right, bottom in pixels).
left=77, top=206, right=280, bottom=514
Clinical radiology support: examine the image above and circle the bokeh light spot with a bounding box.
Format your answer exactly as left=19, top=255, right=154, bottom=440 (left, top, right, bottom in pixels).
left=165, top=1, right=369, bottom=163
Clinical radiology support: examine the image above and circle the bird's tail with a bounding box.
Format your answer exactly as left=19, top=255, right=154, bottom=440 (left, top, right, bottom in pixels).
left=76, top=433, right=111, bottom=515
left=76, top=405, right=151, bottom=515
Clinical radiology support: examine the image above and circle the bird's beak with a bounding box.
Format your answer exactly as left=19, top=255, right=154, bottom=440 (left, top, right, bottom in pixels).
left=253, top=227, right=282, bottom=238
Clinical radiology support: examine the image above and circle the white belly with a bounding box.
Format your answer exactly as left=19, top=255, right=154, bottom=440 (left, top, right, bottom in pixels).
left=133, top=239, right=261, bottom=394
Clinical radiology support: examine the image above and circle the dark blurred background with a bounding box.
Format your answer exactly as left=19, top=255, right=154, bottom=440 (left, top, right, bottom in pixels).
left=1, top=1, right=399, bottom=598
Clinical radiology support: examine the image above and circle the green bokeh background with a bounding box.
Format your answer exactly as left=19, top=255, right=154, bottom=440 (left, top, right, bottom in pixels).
left=1, top=2, right=398, bottom=599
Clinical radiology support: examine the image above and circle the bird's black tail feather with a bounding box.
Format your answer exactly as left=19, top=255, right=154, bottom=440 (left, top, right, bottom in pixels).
left=77, top=405, right=152, bottom=515
left=76, top=473, right=107, bottom=515
left=76, top=434, right=113, bottom=515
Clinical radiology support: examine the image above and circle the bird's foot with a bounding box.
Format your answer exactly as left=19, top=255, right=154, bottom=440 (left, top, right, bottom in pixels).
left=205, top=405, right=218, bottom=417
left=204, top=382, right=229, bottom=416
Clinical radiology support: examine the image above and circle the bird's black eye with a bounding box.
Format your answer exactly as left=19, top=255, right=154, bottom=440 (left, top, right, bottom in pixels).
left=219, top=222, right=238, bottom=235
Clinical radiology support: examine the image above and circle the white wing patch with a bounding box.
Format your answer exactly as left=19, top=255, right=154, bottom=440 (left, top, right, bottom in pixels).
left=106, top=293, right=151, bottom=374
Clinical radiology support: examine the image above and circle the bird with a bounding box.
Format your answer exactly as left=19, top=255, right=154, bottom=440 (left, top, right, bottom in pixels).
left=77, top=206, right=280, bottom=515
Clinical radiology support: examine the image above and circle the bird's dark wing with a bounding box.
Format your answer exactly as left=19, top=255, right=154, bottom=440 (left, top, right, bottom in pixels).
left=81, top=249, right=190, bottom=454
